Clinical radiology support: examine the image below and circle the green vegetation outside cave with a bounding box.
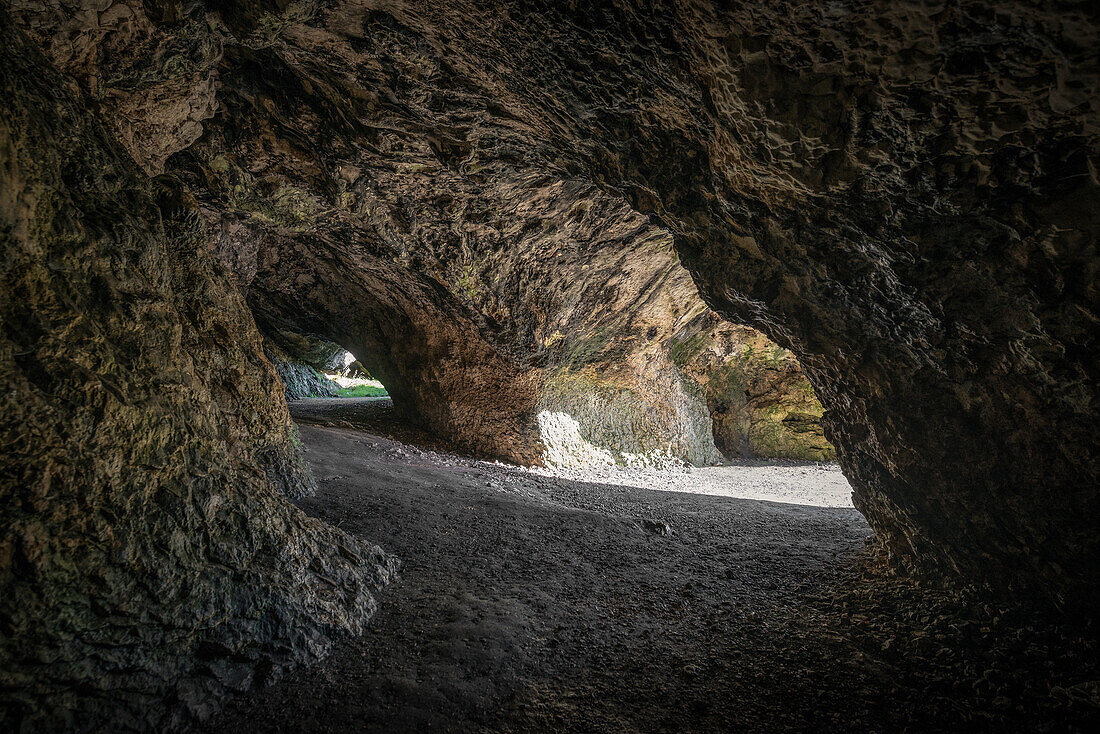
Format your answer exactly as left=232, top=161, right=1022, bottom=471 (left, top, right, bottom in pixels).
left=332, top=384, right=389, bottom=398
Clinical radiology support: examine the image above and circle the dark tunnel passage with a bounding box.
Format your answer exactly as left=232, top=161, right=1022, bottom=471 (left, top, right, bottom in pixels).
left=239, top=226, right=544, bottom=464
left=1, top=1, right=1098, bottom=731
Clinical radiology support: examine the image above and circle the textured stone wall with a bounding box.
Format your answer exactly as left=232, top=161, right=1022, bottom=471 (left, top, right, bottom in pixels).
left=8, top=1, right=833, bottom=470
left=6, top=0, right=218, bottom=174
left=164, top=0, right=1093, bottom=608
left=5, top=14, right=1095, bottom=734
left=262, top=339, right=338, bottom=400
left=673, top=313, right=835, bottom=462
left=239, top=223, right=545, bottom=463
left=0, top=14, right=395, bottom=730
left=380, top=0, right=1092, bottom=608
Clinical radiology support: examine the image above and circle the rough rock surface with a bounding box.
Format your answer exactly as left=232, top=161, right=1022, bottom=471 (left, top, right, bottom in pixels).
left=263, top=339, right=338, bottom=400
left=8, top=1, right=832, bottom=466
left=2, top=0, right=1098, bottom=726
left=0, top=15, right=395, bottom=731
left=674, top=312, right=835, bottom=461
left=7, top=0, right=219, bottom=175
left=145, top=0, right=1093, bottom=609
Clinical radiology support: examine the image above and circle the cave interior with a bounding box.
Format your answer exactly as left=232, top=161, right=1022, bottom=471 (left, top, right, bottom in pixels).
left=1, top=1, right=1097, bottom=731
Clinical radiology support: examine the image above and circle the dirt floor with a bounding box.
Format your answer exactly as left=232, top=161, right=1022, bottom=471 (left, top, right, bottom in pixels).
left=204, top=399, right=1099, bottom=733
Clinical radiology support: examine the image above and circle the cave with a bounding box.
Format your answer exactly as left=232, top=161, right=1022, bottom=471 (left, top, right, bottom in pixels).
left=1, top=1, right=1097, bottom=732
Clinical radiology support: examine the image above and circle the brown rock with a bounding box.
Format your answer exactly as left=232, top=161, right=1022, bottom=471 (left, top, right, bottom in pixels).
left=0, top=14, right=395, bottom=730
left=2, top=0, right=1098, bottom=727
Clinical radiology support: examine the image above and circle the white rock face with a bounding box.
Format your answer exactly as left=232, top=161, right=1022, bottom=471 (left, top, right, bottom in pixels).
left=537, top=410, right=618, bottom=469
left=538, top=410, right=689, bottom=471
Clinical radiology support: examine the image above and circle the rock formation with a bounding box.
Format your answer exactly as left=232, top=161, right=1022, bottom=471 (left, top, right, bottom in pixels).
left=7, top=0, right=834, bottom=468
left=191, top=0, right=1088, bottom=612
left=675, top=312, right=835, bottom=462
left=0, top=12, right=395, bottom=730
left=2, top=0, right=1097, bottom=728
left=263, top=339, right=338, bottom=399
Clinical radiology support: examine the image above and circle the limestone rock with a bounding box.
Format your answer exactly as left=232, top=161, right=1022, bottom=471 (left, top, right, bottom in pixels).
left=237, top=0, right=1091, bottom=612
left=674, top=312, right=836, bottom=462
left=263, top=339, right=338, bottom=400
left=4, top=7, right=1098, bottom=732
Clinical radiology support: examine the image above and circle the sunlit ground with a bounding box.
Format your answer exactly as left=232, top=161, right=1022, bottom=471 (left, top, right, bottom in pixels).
left=528, top=460, right=855, bottom=509
left=533, top=409, right=854, bottom=509
left=331, top=376, right=388, bottom=397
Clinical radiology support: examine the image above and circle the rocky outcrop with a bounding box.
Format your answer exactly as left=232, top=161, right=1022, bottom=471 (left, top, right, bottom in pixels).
left=263, top=339, right=337, bottom=400
left=188, top=0, right=1089, bottom=612
left=7, top=0, right=219, bottom=175
left=9, top=2, right=833, bottom=469
left=674, top=313, right=835, bottom=462
left=0, top=14, right=395, bottom=730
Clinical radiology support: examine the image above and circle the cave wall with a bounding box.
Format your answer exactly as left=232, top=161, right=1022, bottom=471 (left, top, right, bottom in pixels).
left=674, top=313, right=836, bottom=462
left=0, top=13, right=396, bottom=730
left=367, top=0, right=1092, bottom=608
left=262, top=338, right=338, bottom=400
left=242, top=224, right=544, bottom=464
left=161, top=0, right=1095, bottom=607
left=5, top=0, right=1092, bottom=647
left=6, top=1, right=831, bottom=467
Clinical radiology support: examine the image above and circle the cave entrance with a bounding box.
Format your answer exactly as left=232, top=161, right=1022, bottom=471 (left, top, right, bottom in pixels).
left=243, top=221, right=833, bottom=470
left=262, top=335, right=389, bottom=401
left=535, top=316, right=836, bottom=471
left=326, top=349, right=389, bottom=399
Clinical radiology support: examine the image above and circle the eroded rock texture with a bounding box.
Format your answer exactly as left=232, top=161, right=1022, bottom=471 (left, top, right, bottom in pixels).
left=675, top=313, right=835, bottom=462
left=9, top=1, right=833, bottom=467
left=181, top=0, right=1091, bottom=609
left=3, top=2, right=1097, bottom=728
left=0, top=14, right=395, bottom=730
left=263, top=339, right=337, bottom=400
left=12, top=0, right=1097, bottom=605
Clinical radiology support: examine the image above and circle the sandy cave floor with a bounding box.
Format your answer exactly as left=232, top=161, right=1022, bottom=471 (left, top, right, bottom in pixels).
left=205, top=398, right=1099, bottom=733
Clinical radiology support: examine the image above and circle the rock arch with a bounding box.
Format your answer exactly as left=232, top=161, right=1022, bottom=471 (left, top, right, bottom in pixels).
left=2, top=0, right=1097, bottom=728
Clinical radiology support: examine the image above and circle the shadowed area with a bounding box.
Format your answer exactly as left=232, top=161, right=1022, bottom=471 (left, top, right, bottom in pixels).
left=205, top=406, right=1097, bottom=733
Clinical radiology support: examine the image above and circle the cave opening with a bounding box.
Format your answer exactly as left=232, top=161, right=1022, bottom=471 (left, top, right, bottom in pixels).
left=254, top=280, right=835, bottom=473
left=2, top=2, right=1098, bottom=732
left=270, top=338, right=388, bottom=400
